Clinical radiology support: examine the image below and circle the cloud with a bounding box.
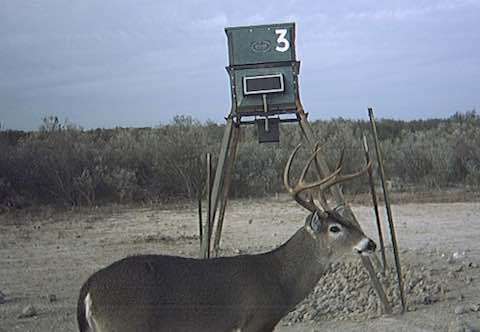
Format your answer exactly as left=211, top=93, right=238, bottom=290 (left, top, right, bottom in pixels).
left=344, top=1, right=476, bottom=21
left=191, top=12, right=229, bottom=30
left=0, top=0, right=479, bottom=129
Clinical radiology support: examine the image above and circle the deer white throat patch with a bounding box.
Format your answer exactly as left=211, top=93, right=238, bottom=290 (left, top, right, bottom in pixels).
left=85, top=292, right=98, bottom=332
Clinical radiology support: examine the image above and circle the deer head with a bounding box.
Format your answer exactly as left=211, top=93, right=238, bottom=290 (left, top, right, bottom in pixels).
left=283, top=144, right=376, bottom=258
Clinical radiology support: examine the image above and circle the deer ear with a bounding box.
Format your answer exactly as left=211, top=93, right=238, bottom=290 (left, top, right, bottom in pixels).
left=309, top=211, right=325, bottom=232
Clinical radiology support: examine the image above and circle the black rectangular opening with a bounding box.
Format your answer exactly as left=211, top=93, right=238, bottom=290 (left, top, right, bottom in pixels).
left=243, top=74, right=284, bottom=95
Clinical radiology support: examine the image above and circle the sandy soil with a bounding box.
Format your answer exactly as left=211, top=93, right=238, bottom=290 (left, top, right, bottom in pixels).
left=0, top=197, right=479, bottom=331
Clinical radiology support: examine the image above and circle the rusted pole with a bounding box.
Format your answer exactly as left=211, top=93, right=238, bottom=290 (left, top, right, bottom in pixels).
left=368, top=107, right=406, bottom=313
left=198, top=195, right=203, bottom=258
left=363, top=134, right=387, bottom=273
left=213, top=125, right=240, bottom=257
left=202, top=153, right=212, bottom=259
left=297, top=108, right=392, bottom=315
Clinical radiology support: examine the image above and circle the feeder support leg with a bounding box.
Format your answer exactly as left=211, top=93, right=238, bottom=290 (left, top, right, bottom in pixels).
left=201, top=117, right=235, bottom=258
left=213, top=124, right=240, bottom=257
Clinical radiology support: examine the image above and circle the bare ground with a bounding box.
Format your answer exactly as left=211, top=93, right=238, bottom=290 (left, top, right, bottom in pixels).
left=1, top=197, right=480, bottom=331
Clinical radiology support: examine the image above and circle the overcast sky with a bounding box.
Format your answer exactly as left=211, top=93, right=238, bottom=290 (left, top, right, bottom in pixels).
left=1, top=0, right=479, bottom=130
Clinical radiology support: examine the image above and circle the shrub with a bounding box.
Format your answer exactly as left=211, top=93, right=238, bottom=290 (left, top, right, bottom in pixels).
left=1, top=112, right=479, bottom=209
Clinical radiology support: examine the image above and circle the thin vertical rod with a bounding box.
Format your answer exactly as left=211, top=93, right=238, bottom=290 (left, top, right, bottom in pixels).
left=363, top=134, right=387, bottom=273
left=202, top=153, right=212, bottom=259
left=198, top=195, right=203, bottom=258
left=212, top=125, right=240, bottom=257
left=262, top=94, right=269, bottom=132
left=297, top=108, right=392, bottom=314
left=368, top=107, right=406, bottom=313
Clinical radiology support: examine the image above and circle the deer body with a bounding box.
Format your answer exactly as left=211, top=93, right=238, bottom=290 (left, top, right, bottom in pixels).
left=78, top=145, right=376, bottom=332
left=78, top=213, right=374, bottom=332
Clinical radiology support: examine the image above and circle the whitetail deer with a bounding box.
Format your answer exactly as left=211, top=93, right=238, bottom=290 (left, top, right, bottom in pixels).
left=77, top=145, right=375, bottom=332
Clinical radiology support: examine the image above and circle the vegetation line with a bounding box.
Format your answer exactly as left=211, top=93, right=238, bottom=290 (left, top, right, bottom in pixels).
left=1, top=112, right=479, bottom=210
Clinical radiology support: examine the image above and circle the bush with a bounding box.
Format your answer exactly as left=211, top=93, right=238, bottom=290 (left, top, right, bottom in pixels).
left=1, top=112, right=479, bottom=209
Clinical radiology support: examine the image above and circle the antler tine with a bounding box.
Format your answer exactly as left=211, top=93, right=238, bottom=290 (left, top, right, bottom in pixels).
left=297, top=165, right=343, bottom=194
left=284, top=144, right=346, bottom=213
left=312, top=141, right=328, bottom=177
left=294, top=144, right=344, bottom=194
left=311, top=141, right=334, bottom=212
left=314, top=141, right=325, bottom=155
left=335, top=147, right=345, bottom=171
left=283, top=144, right=302, bottom=194
left=320, top=160, right=373, bottom=194
left=298, top=145, right=324, bottom=184
left=283, top=144, right=319, bottom=212
left=285, top=143, right=372, bottom=214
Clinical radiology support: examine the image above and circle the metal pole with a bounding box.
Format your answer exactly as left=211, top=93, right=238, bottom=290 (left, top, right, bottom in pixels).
left=212, top=125, right=240, bottom=257
left=297, top=109, right=392, bottom=314
left=198, top=195, right=203, bottom=258
left=262, top=94, right=269, bottom=132
left=368, top=107, right=406, bottom=313
left=202, top=153, right=212, bottom=259
left=363, top=134, right=387, bottom=273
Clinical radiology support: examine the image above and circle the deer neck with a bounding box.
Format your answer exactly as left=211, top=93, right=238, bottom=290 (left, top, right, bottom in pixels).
left=270, top=227, right=332, bottom=307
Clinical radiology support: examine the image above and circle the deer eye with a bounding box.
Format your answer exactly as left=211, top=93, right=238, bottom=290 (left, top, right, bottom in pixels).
left=329, top=225, right=341, bottom=233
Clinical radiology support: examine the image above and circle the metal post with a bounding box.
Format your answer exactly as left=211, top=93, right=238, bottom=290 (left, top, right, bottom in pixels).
left=262, top=94, right=269, bottom=132
left=297, top=108, right=392, bottom=314
left=212, top=125, right=240, bottom=257
left=368, top=107, right=406, bottom=313
left=202, top=153, right=212, bottom=259
left=198, top=195, right=203, bottom=258
left=363, top=134, right=387, bottom=273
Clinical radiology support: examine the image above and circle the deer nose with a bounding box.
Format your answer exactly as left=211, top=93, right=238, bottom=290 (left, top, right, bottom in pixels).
left=354, top=238, right=377, bottom=255
left=366, top=239, right=376, bottom=252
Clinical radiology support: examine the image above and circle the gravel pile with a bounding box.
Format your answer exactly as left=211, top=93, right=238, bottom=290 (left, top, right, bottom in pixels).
left=283, top=258, right=448, bottom=324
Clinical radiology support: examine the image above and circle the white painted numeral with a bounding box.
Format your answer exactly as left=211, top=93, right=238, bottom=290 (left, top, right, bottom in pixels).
left=275, top=29, right=290, bottom=52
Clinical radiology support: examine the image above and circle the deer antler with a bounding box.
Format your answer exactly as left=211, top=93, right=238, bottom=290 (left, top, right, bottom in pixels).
left=284, top=144, right=372, bottom=213
left=319, top=160, right=372, bottom=197
left=283, top=144, right=342, bottom=212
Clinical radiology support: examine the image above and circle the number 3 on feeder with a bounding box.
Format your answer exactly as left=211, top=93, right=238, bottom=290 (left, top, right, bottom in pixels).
left=275, top=29, right=290, bottom=52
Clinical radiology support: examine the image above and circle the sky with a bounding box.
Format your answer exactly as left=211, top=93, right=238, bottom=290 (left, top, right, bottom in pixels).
left=1, top=0, right=479, bottom=130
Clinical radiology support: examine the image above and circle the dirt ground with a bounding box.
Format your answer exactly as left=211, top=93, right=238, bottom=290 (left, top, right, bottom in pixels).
left=1, top=197, right=480, bottom=331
